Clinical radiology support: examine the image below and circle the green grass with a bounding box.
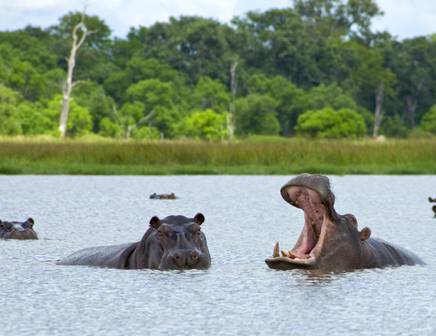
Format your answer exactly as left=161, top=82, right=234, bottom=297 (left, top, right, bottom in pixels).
left=0, top=137, right=435, bottom=175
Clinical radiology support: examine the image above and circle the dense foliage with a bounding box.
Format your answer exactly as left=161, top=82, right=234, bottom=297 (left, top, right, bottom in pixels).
left=0, top=0, right=435, bottom=139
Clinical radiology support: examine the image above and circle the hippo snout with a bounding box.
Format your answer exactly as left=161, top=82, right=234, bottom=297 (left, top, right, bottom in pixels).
left=167, top=249, right=206, bottom=269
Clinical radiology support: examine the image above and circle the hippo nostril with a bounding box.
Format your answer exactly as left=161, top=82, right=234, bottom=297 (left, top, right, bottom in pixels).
left=189, top=251, right=200, bottom=265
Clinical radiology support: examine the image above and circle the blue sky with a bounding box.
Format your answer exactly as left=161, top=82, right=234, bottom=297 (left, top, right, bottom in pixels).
left=0, top=0, right=435, bottom=40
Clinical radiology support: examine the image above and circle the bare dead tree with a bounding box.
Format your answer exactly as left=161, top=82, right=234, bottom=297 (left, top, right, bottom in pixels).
left=59, top=11, right=95, bottom=137
left=228, top=61, right=238, bottom=140
left=373, top=82, right=384, bottom=137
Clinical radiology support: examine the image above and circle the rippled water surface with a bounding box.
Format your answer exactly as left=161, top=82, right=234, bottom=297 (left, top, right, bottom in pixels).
left=1, top=175, right=435, bottom=336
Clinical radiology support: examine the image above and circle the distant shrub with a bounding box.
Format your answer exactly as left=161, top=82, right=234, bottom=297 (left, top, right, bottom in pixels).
left=235, top=94, right=281, bottom=136
left=295, top=108, right=366, bottom=138
left=131, top=126, right=160, bottom=140
left=99, top=118, right=123, bottom=138
left=420, top=105, right=436, bottom=135
left=408, top=128, right=434, bottom=139
left=175, top=109, right=228, bottom=141
left=380, top=115, right=409, bottom=138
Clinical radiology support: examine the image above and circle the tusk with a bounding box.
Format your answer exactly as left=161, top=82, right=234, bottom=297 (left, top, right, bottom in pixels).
left=281, top=250, right=288, bottom=257
left=273, top=242, right=279, bottom=257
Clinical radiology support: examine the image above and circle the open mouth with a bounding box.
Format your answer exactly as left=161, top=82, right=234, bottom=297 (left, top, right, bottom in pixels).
left=265, top=185, right=328, bottom=270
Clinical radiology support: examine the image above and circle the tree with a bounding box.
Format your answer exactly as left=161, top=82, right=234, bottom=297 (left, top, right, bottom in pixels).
left=296, top=107, right=366, bottom=138
left=247, top=74, right=306, bottom=135
left=49, top=11, right=113, bottom=83
left=125, top=79, right=181, bottom=136
left=420, top=106, right=436, bottom=135
left=391, top=36, right=436, bottom=127
left=128, top=16, right=236, bottom=84
left=99, top=118, right=123, bottom=138
left=176, top=109, right=228, bottom=141
left=193, top=77, right=230, bottom=112
left=59, top=10, right=96, bottom=137
left=341, top=42, right=396, bottom=137
left=292, top=0, right=382, bottom=41
left=43, top=95, right=93, bottom=136
left=0, top=85, right=22, bottom=135
left=235, top=94, right=281, bottom=135
left=72, top=81, right=115, bottom=132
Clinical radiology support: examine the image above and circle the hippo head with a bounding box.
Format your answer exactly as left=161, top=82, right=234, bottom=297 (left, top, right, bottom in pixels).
left=265, top=174, right=370, bottom=272
left=0, top=218, right=38, bottom=240
left=147, top=213, right=211, bottom=270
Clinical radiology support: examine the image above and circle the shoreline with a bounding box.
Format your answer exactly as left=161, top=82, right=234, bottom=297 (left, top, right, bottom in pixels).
left=1, top=138, right=435, bottom=175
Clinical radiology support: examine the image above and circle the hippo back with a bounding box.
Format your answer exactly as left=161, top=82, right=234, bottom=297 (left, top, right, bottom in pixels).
left=58, top=243, right=136, bottom=268
left=361, top=238, right=424, bottom=268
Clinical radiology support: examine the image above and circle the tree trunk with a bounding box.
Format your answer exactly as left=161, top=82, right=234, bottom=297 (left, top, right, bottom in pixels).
left=405, top=96, right=417, bottom=128
left=373, top=82, right=384, bottom=137
left=60, top=46, right=77, bottom=137
left=59, top=16, right=92, bottom=137
left=228, top=61, right=238, bottom=140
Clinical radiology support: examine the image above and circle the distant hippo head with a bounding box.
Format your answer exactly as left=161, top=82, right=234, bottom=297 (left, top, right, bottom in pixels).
left=0, top=218, right=38, bottom=240
left=147, top=213, right=211, bottom=270
left=265, top=174, right=370, bottom=271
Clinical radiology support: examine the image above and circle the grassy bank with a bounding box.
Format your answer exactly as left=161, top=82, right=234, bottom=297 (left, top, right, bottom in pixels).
left=0, top=137, right=435, bottom=175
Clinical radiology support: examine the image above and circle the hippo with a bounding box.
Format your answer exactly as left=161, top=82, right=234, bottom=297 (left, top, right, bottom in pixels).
left=0, top=218, right=38, bottom=240
left=58, top=213, right=211, bottom=270
left=150, top=193, right=177, bottom=200
left=265, top=174, right=424, bottom=272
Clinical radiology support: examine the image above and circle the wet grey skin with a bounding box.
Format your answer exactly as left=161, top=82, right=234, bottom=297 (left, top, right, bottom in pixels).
left=0, top=218, right=38, bottom=240
left=265, top=174, right=424, bottom=272
left=58, top=213, right=211, bottom=270
left=149, top=193, right=177, bottom=200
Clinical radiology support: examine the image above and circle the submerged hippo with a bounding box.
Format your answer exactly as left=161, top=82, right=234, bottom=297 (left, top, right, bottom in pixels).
left=58, top=213, right=211, bottom=270
left=150, top=193, right=177, bottom=200
left=265, top=174, right=424, bottom=272
left=0, top=218, right=38, bottom=240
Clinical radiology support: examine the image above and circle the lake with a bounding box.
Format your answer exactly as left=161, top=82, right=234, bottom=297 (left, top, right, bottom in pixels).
left=0, top=175, right=435, bottom=336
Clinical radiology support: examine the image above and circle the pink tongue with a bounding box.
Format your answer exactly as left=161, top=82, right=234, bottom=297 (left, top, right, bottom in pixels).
left=292, top=222, right=317, bottom=258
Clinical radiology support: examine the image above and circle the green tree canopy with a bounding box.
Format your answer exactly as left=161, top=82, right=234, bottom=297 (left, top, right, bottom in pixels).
left=296, top=107, right=367, bottom=138
left=176, top=109, right=228, bottom=141
left=420, top=106, right=436, bottom=135
left=235, top=94, right=281, bottom=135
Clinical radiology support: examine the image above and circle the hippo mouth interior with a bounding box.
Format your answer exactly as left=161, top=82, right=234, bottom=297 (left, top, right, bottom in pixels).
left=265, top=186, right=328, bottom=270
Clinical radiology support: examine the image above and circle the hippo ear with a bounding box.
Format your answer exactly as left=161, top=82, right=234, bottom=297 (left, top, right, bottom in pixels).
left=359, top=227, right=371, bottom=241
left=194, top=213, right=205, bottom=225
left=149, top=216, right=161, bottom=229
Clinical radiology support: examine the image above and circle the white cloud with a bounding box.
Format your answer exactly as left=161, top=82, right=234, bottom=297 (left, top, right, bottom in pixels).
left=0, top=0, right=434, bottom=39
left=373, top=0, right=436, bottom=38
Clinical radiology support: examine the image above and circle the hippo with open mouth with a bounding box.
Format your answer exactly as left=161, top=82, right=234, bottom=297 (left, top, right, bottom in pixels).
left=265, top=174, right=424, bottom=272
left=0, top=218, right=38, bottom=240
left=58, top=213, right=211, bottom=270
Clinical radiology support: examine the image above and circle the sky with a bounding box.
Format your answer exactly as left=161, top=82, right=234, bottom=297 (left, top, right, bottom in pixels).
left=0, top=0, right=435, bottom=40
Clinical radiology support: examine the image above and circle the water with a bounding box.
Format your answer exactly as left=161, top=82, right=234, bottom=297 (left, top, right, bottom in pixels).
left=0, top=175, right=435, bottom=336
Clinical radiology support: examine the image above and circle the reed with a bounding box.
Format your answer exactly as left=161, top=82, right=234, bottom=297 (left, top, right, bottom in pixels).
left=0, top=137, right=435, bottom=174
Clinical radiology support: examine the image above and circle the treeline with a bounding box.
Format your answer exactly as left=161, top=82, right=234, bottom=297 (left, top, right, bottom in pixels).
left=0, top=0, right=435, bottom=140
